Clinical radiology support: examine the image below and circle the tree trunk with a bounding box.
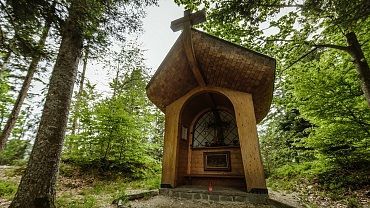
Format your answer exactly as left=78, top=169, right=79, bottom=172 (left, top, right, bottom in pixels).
left=0, top=22, right=51, bottom=150
left=18, top=106, right=32, bottom=140
left=0, top=50, right=11, bottom=75
left=9, top=2, right=84, bottom=207
left=346, top=32, right=370, bottom=107
left=112, top=63, right=120, bottom=97
left=71, top=44, right=89, bottom=135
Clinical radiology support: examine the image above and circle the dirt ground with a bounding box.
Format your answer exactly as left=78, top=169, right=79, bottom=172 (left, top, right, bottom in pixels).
left=129, top=195, right=276, bottom=208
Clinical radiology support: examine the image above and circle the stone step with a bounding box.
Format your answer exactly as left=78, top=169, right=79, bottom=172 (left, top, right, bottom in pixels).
left=159, top=188, right=269, bottom=204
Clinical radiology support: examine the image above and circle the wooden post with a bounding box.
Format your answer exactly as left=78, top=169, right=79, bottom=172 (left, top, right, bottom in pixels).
left=226, top=91, right=267, bottom=193
left=161, top=101, right=181, bottom=188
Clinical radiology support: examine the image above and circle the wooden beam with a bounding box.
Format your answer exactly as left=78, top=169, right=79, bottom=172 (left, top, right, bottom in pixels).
left=182, top=29, right=206, bottom=86
left=170, top=9, right=206, bottom=32
left=171, top=9, right=207, bottom=87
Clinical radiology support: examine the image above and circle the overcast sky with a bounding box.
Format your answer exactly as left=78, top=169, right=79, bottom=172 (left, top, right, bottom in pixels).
left=141, top=0, right=185, bottom=71
left=84, top=0, right=185, bottom=94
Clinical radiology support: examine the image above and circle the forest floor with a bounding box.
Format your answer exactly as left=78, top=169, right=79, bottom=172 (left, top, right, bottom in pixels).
left=0, top=165, right=368, bottom=208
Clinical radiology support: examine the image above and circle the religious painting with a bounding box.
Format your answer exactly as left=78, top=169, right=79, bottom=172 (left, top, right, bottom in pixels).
left=203, top=151, right=231, bottom=171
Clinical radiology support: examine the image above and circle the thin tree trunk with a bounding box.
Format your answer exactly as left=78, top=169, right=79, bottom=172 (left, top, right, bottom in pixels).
left=71, top=44, right=89, bottom=135
left=0, top=36, right=18, bottom=76
left=9, top=2, right=84, bottom=207
left=0, top=50, right=11, bottom=75
left=0, top=112, right=4, bottom=125
left=18, top=106, right=32, bottom=140
left=0, top=21, right=51, bottom=150
left=112, top=63, right=120, bottom=97
left=345, top=32, right=370, bottom=107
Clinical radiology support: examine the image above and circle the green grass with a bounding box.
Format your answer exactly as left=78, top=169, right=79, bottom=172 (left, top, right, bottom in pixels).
left=346, top=197, right=363, bottom=208
left=0, top=179, right=17, bottom=200
left=56, top=193, right=97, bottom=208
left=56, top=178, right=127, bottom=207
left=0, top=163, right=161, bottom=207
left=55, top=174, right=160, bottom=207
left=127, top=173, right=161, bottom=190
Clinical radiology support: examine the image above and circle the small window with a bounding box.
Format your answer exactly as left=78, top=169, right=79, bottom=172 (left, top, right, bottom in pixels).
left=192, top=110, right=239, bottom=148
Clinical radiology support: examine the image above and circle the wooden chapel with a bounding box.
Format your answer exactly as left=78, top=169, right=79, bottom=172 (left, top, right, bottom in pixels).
left=146, top=10, right=276, bottom=194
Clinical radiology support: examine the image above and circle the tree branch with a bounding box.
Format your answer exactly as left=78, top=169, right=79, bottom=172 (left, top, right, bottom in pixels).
left=265, top=38, right=299, bottom=42
left=311, top=43, right=351, bottom=52
left=255, top=4, right=304, bottom=8
left=266, top=38, right=351, bottom=52
left=284, top=47, right=318, bottom=71
left=264, top=38, right=352, bottom=70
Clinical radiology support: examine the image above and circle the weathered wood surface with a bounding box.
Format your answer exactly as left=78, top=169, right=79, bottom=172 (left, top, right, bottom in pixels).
left=146, top=29, right=275, bottom=123
left=172, top=10, right=206, bottom=87
left=182, top=30, right=206, bottom=87
left=170, top=9, right=206, bottom=32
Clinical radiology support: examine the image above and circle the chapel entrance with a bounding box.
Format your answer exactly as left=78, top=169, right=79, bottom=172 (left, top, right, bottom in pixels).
left=176, top=92, right=246, bottom=190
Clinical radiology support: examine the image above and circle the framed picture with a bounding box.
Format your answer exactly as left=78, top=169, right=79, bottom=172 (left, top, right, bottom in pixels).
left=203, top=151, right=231, bottom=171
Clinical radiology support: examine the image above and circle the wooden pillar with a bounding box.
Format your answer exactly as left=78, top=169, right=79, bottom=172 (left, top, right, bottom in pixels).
left=161, top=101, right=181, bottom=188
left=226, top=91, right=267, bottom=193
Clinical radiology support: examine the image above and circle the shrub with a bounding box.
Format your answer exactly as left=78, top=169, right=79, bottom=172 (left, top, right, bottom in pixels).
left=0, top=139, right=30, bottom=165
left=347, top=197, right=362, bottom=208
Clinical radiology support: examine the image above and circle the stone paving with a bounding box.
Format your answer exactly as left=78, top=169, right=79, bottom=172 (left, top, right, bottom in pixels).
left=159, top=185, right=269, bottom=204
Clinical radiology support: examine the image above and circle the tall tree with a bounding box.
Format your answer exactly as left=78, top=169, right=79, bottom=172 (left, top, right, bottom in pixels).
left=0, top=0, right=46, bottom=75
left=9, top=1, right=86, bottom=206
left=9, top=0, right=156, bottom=207
left=71, top=44, right=89, bottom=135
left=0, top=19, right=52, bottom=150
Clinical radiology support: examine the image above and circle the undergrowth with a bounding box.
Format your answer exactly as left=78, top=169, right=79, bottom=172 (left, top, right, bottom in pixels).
left=0, top=179, right=17, bottom=200
left=267, top=161, right=369, bottom=208
left=55, top=163, right=161, bottom=207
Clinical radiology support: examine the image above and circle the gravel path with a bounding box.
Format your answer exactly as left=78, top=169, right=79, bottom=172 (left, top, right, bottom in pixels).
left=129, top=195, right=276, bottom=208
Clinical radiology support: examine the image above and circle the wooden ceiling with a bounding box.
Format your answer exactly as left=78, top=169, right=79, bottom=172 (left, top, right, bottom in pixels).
left=146, top=29, right=275, bottom=123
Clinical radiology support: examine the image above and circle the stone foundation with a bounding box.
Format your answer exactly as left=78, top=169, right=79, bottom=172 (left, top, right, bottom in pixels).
left=159, top=186, right=269, bottom=204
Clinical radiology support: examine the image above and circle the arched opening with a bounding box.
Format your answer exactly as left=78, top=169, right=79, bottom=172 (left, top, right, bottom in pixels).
left=176, top=91, right=245, bottom=189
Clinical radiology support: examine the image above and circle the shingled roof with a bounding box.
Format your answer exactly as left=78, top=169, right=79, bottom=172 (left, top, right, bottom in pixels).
left=146, top=29, right=276, bottom=123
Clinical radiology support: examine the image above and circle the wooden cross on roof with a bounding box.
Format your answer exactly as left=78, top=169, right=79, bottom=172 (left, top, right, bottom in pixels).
left=171, top=9, right=206, bottom=32
left=170, top=9, right=207, bottom=87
